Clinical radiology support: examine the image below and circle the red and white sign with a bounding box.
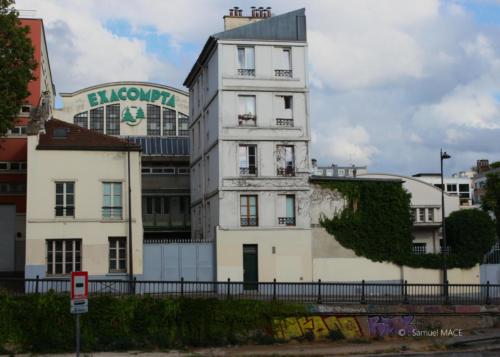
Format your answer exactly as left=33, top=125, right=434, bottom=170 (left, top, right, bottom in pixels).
left=71, top=271, right=88, bottom=300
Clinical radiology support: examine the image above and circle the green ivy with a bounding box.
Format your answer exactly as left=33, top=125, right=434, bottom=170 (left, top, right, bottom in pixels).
left=318, top=181, right=495, bottom=269
left=0, top=293, right=305, bottom=353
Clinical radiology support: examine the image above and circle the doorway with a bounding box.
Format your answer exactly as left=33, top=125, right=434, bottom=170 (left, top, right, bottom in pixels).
left=243, top=244, right=258, bottom=290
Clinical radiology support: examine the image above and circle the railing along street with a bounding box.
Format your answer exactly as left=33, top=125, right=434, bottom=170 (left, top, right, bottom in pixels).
left=1, top=277, right=499, bottom=305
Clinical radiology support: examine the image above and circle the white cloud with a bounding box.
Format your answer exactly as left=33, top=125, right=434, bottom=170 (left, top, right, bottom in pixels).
left=312, top=123, right=379, bottom=166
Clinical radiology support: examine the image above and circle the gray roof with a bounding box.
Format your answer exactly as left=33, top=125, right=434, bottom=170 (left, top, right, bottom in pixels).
left=309, top=176, right=403, bottom=183
left=184, top=8, right=306, bottom=87
left=127, top=136, right=190, bottom=156
left=213, top=8, right=306, bottom=42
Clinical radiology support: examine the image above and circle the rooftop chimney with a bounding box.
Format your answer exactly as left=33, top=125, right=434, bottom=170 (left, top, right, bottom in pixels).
left=224, top=6, right=272, bottom=30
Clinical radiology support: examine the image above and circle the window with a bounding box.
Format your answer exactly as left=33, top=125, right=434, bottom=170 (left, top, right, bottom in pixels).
left=7, top=126, right=27, bottom=135
left=89, top=107, right=104, bottom=133
left=74, top=111, right=88, bottom=128
left=276, top=95, right=293, bottom=126
left=459, top=184, right=470, bottom=193
left=239, top=145, right=257, bottom=175
left=147, top=104, right=161, bottom=135
left=279, top=195, right=296, bottom=225
left=103, top=182, right=122, bottom=219
left=275, top=48, right=292, bottom=77
left=162, top=108, right=176, bottom=136
left=240, top=195, right=258, bottom=226
left=109, top=237, right=126, bottom=273
left=446, top=184, right=457, bottom=192
left=106, top=104, right=120, bottom=135
left=55, top=182, right=75, bottom=217
left=178, top=113, right=189, bottom=136
left=276, top=145, right=295, bottom=176
left=434, top=184, right=444, bottom=190
left=338, top=169, right=345, bottom=176
left=411, top=208, right=416, bottom=222
left=143, top=196, right=170, bottom=215
left=237, top=47, right=255, bottom=76
left=412, top=243, right=427, bottom=255
left=238, top=95, right=256, bottom=126
left=46, top=239, right=81, bottom=275
left=418, top=208, right=425, bottom=222
left=21, top=105, right=31, bottom=114
left=427, top=208, right=434, bottom=222
left=178, top=167, right=190, bottom=175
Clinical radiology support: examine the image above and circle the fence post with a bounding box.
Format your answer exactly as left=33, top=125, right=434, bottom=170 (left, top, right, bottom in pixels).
left=180, top=277, right=184, bottom=297
left=486, top=281, right=490, bottom=305
left=133, top=277, right=137, bottom=295
left=361, top=280, right=366, bottom=304
left=35, top=275, right=39, bottom=294
left=317, top=279, right=322, bottom=304
left=227, top=278, right=231, bottom=299
left=273, top=278, right=277, bottom=301
left=403, top=280, right=409, bottom=304
left=444, top=280, right=449, bottom=305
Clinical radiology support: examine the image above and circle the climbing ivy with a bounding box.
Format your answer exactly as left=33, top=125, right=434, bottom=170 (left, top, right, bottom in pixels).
left=318, top=180, right=493, bottom=269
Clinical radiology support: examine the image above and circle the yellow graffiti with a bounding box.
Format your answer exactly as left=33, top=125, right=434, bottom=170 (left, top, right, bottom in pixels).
left=273, top=316, right=362, bottom=340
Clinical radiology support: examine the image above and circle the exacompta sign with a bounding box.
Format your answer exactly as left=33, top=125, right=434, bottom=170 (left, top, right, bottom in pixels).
left=87, top=86, right=176, bottom=108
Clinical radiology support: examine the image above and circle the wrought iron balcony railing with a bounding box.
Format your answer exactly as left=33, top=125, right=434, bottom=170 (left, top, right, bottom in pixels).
left=240, top=166, right=257, bottom=175
left=240, top=216, right=258, bottom=226
left=237, top=68, right=255, bottom=76
left=238, top=114, right=256, bottom=126
left=276, top=118, right=294, bottom=127
left=278, top=217, right=296, bottom=226
left=277, top=167, right=295, bottom=176
left=275, top=69, right=292, bottom=78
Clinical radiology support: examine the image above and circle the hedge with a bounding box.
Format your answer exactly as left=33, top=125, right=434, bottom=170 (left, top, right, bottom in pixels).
left=0, top=293, right=305, bottom=353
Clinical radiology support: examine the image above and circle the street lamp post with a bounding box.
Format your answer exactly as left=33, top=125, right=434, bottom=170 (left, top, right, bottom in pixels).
left=440, top=149, right=451, bottom=290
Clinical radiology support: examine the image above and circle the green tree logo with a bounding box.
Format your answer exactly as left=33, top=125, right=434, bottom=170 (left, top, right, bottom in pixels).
left=122, top=107, right=134, bottom=123
left=121, top=106, right=144, bottom=126
left=136, top=107, right=145, bottom=120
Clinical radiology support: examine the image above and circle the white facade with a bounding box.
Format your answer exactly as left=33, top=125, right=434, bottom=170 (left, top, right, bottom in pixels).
left=25, top=123, right=143, bottom=279
left=413, top=174, right=473, bottom=207
left=186, top=9, right=313, bottom=282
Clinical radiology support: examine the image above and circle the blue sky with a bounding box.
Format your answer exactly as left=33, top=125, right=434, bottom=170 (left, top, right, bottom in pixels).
left=16, top=0, right=500, bottom=175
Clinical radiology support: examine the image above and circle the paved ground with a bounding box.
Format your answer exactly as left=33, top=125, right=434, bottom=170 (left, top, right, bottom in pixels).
left=12, top=329, right=500, bottom=357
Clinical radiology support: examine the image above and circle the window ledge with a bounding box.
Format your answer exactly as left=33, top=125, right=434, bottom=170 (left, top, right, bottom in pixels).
left=106, top=272, right=128, bottom=277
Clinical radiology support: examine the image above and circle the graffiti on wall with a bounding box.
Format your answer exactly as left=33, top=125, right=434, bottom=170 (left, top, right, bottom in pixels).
left=368, top=316, right=415, bottom=337
left=273, top=316, right=362, bottom=340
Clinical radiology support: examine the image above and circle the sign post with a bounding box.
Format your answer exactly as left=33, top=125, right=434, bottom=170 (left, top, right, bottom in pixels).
left=71, top=272, right=88, bottom=357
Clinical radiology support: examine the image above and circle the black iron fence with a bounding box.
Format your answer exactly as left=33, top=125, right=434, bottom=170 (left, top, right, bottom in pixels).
left=1, top=277, right=499, bottom=305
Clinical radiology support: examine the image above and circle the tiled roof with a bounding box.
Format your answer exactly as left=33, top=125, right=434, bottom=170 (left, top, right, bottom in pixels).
left=37, top=119, right=141, bottom=152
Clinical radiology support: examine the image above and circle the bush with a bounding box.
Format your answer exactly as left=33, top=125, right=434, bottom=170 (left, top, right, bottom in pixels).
left=0, top=294, right=304, bottom=353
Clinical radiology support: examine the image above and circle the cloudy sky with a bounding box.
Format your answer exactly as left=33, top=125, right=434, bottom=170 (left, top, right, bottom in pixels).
left=15, top=0, right=500, bottom=175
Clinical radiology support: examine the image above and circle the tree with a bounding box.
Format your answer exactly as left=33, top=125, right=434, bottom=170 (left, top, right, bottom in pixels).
left=490, top=161, right=500, bottom=169
left=0, top=0, right=37, bottom=134
left=136, top=107, right=145, bottom=120
left=482, top=172, right=500, bottom=237
left=122, top=107, right=134, bottom=123
left=446, top=209, right=496, bottom=266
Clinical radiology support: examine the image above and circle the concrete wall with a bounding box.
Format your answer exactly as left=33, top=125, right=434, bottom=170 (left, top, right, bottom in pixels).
left=216, top=226, right=312, bottom=282
left=25, top=134, right=143, bottom=278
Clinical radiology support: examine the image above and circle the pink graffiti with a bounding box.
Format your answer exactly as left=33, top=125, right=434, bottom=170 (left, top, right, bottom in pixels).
left=368, top=316, right=415, bottom=337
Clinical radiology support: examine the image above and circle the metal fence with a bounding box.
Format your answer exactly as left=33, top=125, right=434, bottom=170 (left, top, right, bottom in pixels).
left=1, top=277, right=500, bottom=305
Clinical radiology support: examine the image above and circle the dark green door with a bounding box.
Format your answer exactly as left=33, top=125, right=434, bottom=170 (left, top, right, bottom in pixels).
left=243, top=244, right=258, bottom=290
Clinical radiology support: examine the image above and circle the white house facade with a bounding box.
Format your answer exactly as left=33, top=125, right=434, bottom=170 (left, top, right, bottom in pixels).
left=184, top=8, right=313, bottom=284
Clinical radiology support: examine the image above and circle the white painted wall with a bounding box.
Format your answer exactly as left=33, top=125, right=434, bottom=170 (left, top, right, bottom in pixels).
left=26, top=133, right=143, bottom=277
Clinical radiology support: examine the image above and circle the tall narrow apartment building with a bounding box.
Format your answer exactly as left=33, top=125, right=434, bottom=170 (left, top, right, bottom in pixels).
left=184, top=8, right=312, bottom=283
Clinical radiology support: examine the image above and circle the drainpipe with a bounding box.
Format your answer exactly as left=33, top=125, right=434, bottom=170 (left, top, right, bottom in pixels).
left=127, top=138, right=134, bottom=287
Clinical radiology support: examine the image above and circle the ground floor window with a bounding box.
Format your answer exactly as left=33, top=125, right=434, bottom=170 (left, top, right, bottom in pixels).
left=46, top=239, right=81, bottom=275
left=109, top=237, right=127, bottom=273
left=412, top=242, right=427, bottom=255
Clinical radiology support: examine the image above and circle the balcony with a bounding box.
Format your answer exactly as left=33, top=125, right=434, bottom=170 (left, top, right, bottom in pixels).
left=238, top=114, right=256, bottom=127
left=277, top=167, right=295, bottom=177
left=240, top=166, right=257, bottom=176
left=241, top=216, right=258, bottom=226
left=276, top=118, right=294, bottom=127
left=102, top=207, right=123, bottom=220
left=275, top=69, right=292, bottom=78
left=278, top=217, right=296, bottom=226
left=143, top=213, right=191, bottom=229
left=237, top=69, right=255, bottom=76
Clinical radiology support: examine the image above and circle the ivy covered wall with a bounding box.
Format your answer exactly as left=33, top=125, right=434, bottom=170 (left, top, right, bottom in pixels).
left=317, top=180, right=494, bottom=269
